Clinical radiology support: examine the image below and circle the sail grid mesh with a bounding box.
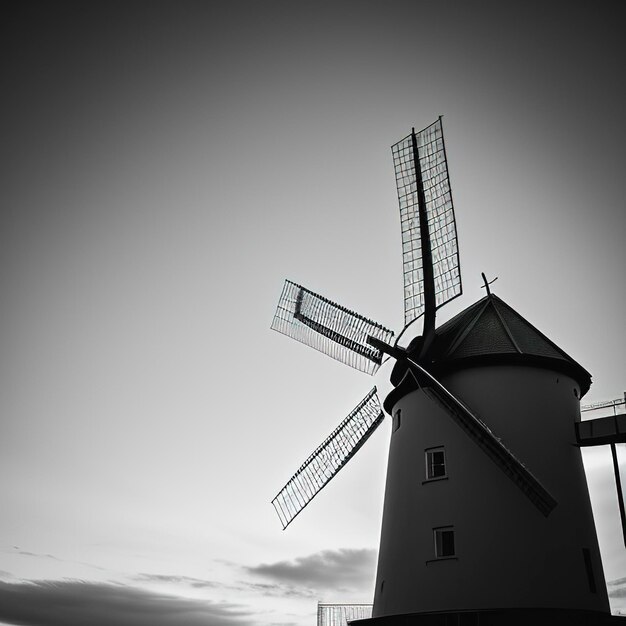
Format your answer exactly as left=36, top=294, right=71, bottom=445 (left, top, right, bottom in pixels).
left=392, top=118, right=462, bottom=326
left=271, top=280, right=394, bottom=375
left=272, top=388, right=384, bottom=529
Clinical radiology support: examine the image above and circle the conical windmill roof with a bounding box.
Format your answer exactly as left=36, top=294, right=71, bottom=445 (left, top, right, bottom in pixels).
left=387, top=293, right=591, bottom=413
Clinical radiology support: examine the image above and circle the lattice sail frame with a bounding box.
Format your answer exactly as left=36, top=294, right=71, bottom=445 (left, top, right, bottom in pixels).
left=392, top=118, right=462, bottom=326
left=272, top=388, right=384, bottom=529
left=270, top=280, right=394, bottom=375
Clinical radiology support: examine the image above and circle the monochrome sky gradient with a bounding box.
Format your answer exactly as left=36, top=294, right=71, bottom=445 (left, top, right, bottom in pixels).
left=2, top=2, right=625, bottom=625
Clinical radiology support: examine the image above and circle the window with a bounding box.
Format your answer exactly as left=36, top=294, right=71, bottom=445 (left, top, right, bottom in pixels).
left=434, top=527, right=455, bottom=558
left=582, top=548, right=597, bottom=593
left=393, top=409, right=401, bottom=432
left=425, top=447, right=446, bottom=480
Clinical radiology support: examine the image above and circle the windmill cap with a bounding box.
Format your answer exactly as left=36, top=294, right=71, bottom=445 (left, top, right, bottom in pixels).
left=386, top=293, right=591, bottom=413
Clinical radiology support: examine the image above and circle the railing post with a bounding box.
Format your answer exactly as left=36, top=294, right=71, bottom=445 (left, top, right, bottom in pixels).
left=610, top=442, right=626, bottom=548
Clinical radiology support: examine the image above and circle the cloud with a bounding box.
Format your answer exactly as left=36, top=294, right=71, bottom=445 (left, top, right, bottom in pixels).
left=608, top=577, right=626, bottom=598
left=240, top=581, right=316, bottom=600
left=135, top=571, right=316, bottom=600
left=246, top=548, right=376, bottom=592
left=14, top=551, right=59, bottom=560
left=6, top=546, right=107, bottom=572
left=0, top=580, right=256, bottom=626
left=133, top=571, right=314, bottom=601
left=134, top=573, right=220, bottom=589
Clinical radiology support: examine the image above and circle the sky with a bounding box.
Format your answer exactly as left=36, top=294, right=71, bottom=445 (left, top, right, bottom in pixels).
left=1, top=2, right=625, bottom=625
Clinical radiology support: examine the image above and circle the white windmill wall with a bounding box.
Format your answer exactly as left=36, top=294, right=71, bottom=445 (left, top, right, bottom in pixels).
left=372, top=364, right=609, bottom=617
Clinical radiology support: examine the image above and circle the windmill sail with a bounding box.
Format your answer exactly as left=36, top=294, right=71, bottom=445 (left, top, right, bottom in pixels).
left=271, top=280, right=394, bottom=375
left=392, top=118, right=462, bottom=327
left=272, top=388, right=385, bottom=529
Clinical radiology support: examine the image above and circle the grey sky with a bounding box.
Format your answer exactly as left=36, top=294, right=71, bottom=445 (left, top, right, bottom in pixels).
left=2, top=2, right=625, bottom=625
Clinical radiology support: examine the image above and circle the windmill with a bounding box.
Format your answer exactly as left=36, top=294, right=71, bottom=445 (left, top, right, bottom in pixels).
left=270, top=118, right=622, bottom=623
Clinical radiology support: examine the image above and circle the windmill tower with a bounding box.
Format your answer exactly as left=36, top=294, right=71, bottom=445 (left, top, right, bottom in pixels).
left=270, top=119, right=624, bottom=624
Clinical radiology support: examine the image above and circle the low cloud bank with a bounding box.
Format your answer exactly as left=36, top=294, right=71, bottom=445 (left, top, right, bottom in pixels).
left=247, top=548, right=376, bottom=593
left=0, top=579, right=255, bottom=626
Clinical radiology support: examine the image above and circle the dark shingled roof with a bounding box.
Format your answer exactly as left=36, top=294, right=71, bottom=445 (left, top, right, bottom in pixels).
left=386, top=293, right=591, bottom=413
left=432, top=294, right=576, bottom=363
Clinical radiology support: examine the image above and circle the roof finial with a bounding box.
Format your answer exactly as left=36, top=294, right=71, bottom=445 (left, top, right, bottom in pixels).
left=481, top=272, right=498, bottom=296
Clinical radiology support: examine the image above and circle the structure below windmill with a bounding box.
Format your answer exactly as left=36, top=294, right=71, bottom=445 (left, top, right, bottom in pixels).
left=269, top=119, right=625, bottom=625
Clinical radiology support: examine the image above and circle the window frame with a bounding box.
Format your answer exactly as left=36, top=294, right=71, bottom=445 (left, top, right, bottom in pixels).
left=424, top=446, right=447, bottom=481
left=433, top=526, right=456, bottom=559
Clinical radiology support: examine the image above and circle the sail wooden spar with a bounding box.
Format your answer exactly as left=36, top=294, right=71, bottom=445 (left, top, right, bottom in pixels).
left=272, top=388, right=384, bottom=529
left=271, top=280, right=394, bottom=375
left=392, top=118, right=462, bottom=327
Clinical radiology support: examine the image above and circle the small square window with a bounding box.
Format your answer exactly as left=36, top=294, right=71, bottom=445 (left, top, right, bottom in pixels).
left=434, top=527, right=455, bottom=558
left=425, top=447, right=446, bottom=480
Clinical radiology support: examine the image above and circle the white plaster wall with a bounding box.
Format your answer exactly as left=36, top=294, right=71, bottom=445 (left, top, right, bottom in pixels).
left=372, top=364, right=609, bottom=617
